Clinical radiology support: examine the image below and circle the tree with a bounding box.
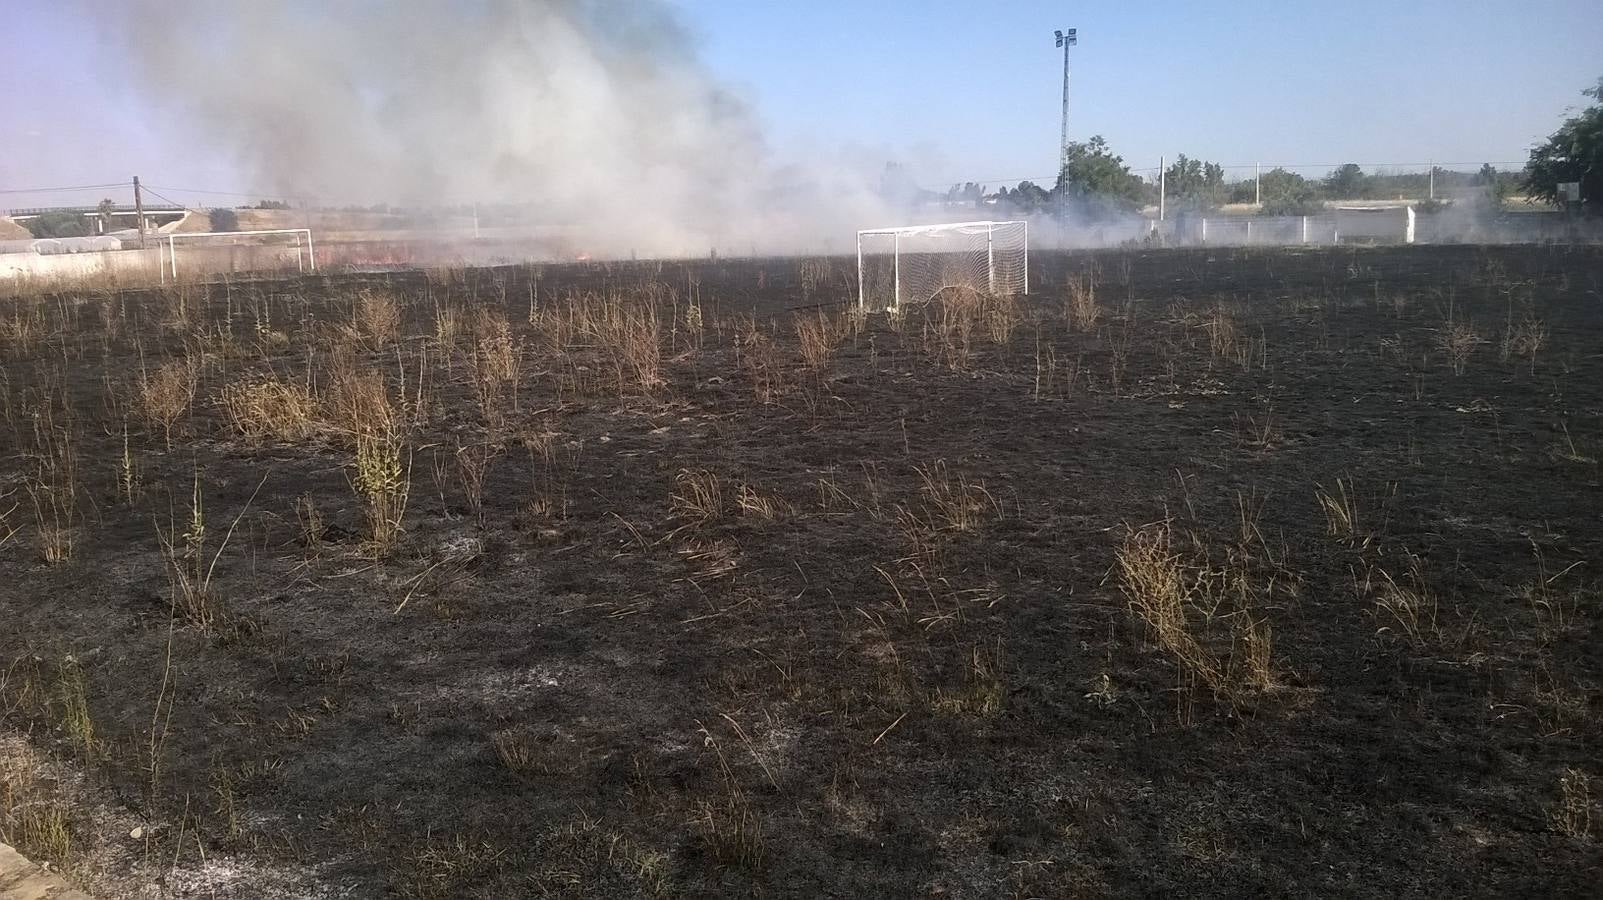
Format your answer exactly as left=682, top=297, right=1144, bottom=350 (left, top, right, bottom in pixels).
left=1000, top=180, right=1052, bottom=213
left=1163, top=154, right=1226, bottom=210
left=1526, top=76, right=1603, bottom=211
left=1324, top=163, right=1368, bottom=200
left=22, top=211, right=90, bottom=239
left=1258, top=168, right=1324, bottom=217
left=96, top=198, right=117, bottom=233
left=944, top=182, right=985, bottom=208
left=209, top=207, right=241, bottom=232
left=1478, top=163, right=1510, bottom=207
left=1052, top=135, right=1147, bottom=219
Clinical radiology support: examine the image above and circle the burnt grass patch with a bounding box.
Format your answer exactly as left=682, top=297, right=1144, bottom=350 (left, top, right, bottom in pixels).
left=1, top=244, right=1601, bottom=896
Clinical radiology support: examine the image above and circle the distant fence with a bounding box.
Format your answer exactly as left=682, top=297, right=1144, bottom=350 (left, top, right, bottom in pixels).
left=0, top=247, right=163, bottom=294
left=1144, top=210, right=1597, bottom=248
left=0, top=241, right=310, bottom=295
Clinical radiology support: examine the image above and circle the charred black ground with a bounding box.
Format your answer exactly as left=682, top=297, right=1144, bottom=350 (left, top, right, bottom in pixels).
left=1, top=244, right=1600, bottom=897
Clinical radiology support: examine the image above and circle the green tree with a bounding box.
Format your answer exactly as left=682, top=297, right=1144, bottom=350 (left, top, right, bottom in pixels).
left=1163, top=154, right=1226, bottom=210
left=96, top=198, right=117, bottom=233
left=1001, top=180, right=1052, bottom=213
left=209, top=207, right=241, bottom=232
left=1478, top=163, right=1509, bottom=206
left=22, top=211, right=90, bottom=239
left=1324, top=163, right=1368, bottom=199
left=1526, top=76, right=1603, bottom=211
left=1052, top=135, right=1147, bottom=219
left=1258, top=168, right=1324, bottom=216
left=945, top=182, right=985, bottom=208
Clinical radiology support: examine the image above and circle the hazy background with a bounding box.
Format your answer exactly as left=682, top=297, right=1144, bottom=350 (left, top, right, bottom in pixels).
left=3, top=0, right=1600, bottom=251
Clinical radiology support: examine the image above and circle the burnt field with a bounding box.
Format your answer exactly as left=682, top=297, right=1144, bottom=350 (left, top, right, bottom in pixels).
left=1, top=244, right=1600, bottom=897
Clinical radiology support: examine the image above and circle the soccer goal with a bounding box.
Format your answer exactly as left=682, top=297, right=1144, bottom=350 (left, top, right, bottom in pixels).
left=856, top=220, right=1027, bottom=311
left=160, top=229, right=316, bottom=283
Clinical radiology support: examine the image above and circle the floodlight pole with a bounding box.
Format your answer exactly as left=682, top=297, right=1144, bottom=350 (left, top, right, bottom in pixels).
left=1055, top=29, right=1077, bottom=173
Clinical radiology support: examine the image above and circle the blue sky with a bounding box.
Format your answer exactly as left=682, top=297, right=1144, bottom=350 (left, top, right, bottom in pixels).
left=4, top=0, right=1601, bottom=208
left=681, top=0, right=1603, bottom=184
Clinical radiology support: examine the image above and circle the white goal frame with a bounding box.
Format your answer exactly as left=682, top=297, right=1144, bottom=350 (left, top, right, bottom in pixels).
left=159, top=229, right=316, bottom=283
left=856, top=220, right=1028, bottom=310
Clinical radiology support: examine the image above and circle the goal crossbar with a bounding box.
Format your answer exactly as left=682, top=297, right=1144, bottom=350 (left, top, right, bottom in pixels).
left=856, top=220, right=1018, bottom=236
left=161, top=228, right=316, bottom=283
left=856, top=220, right=1027, bottom=310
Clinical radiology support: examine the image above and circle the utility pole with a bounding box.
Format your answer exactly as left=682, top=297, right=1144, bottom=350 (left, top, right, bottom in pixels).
left=1054, top=28, right=1077, bottom=173
left=132, top=175, right=146, bottom=248
left=1255, top=163, right=1262, bottom=207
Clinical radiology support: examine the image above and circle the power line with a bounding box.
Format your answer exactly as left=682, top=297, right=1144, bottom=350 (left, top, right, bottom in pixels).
left=145, top=184, right=311, bottom=201
left=135, top=185, right=210, bottom=217
left=0, top=182, right=129, bottom=195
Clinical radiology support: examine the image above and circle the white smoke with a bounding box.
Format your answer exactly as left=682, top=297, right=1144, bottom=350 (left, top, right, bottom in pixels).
left=92, top=0, right=895, bottom=256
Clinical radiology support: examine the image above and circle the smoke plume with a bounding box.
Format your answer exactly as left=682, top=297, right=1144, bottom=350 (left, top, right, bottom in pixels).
left=96, top=1, right=890, bottom=256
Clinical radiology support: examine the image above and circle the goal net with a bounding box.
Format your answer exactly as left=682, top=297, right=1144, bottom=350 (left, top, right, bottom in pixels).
left=857, top=220, right=1027, bottom=311
left=161, top=229, right=316, bottom=283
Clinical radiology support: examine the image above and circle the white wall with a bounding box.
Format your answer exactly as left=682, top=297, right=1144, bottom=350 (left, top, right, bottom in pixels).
left=0, top=247, right=164, bottom=293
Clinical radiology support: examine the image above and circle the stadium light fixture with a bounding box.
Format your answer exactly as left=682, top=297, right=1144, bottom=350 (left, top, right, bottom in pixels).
left=1055, top=29, right=1077, bottom=172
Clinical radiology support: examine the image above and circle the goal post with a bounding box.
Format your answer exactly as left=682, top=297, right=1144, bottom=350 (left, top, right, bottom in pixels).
left=856, top=220, right=1027, bottom=311
left=160, top=229, right=316, bottom=283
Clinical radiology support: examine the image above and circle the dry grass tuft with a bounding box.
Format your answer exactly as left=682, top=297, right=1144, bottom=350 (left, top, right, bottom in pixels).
left=1437, top=317, right=1479, bottom=375
left=1550, top=768, right=1594, bottom=840
left=397, top=832, right=510, bottom=900
left=669, top=469, right=723, bottom=534
left=24, top=421, right=78, bottom=565
left=734, top=483, right=789, bottom=521
left=794, top=311, right=836, bottom=372
left=1500, top=312, right=1547, bottom=371
left=51, top=657, right=96, bottom=759
left=983, top=292, right=1022, bottom=345
left=351, top=289, right=401, bottom=350
left=1315, top=479, right=1364, bottom=545
left=1358, top=552, right=1440, bottom=647
left=586, top=296, right=662, bottom=395
left=0, top=767, right=72, bottom=868
left=735, top=317, right=784, bottom=403
left=455, top=440, right=499, bottom=522
left=694, top=724, right=767, bottom=874
left=913, top=461, right=998, bottom=533
left=490, top=728, right=576, bottom=778
left=697, top=792, right=765, bottom=874
left=221, top=375, right=319, bottom=443
left=469, top=311, right=520, bottom=429
left=295, top=493, right=325, bottom=552
left=354, top=428, right=410, bottom=552
left=1115, top=523, right=1279, bottom=708
left=1064, top=274, right=1101, bottom=331
left=933, top=640, right=1007, bottom=717
left=137, top=357, right=199, bottom=447
left=329, top=368, right=412, bottom=551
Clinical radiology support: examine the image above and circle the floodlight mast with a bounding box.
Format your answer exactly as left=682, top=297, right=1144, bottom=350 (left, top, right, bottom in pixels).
left=1055, top=28, right=1077, bottom=173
